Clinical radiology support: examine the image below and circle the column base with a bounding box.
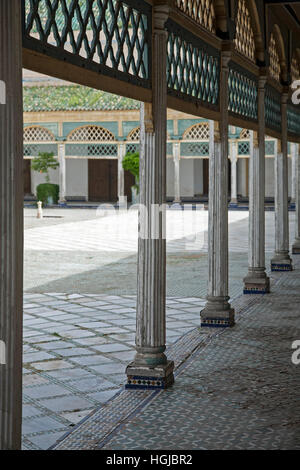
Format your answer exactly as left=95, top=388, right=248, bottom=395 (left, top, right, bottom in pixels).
left=243, top=270, right=270, bottom=294
left=271, top=253, right=293, bottom=271
left=200, top=297, right=235, bottom=328
left=126, top=360, right=174, bottom=390
left=292, top=239, right=300, bottom=254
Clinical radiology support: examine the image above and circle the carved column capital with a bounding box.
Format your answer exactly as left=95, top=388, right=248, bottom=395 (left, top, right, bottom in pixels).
left=153, top=4, right=169, bottom=33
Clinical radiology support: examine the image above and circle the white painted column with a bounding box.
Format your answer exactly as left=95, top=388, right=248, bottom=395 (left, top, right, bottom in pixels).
left=291, top=142, right=297, bottom=206
left=118, top=143, right=126, bottom=206
left=173, top=143, right=181, bottom=204
left=0, top=1, right=23, bottom=450
left=271, top=93, right=293, bottom=271
left=292, top=144, right=300, bottom=254
left=229, top=140, right=238, bottom=206
left=243, top=77, right=270, bottom=294
left=126, top=5, right=174, bottom=389
left=200, top=51, right=235, bottom=328
left=58, top=143, right=67, bottom=205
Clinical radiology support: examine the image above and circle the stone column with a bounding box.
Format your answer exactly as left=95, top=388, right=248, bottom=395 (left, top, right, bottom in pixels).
left=291, top=142, right=297, bottom=207
left=0, top=1, right=23, bottom=450
left=292, top=144, right=300, bottom=254
left=271, top=92, right=293, bottom=271
left=173, top=143, right=181, bottom=204
left=243, top=77, right=270, bottom=294
left=58, top=143, right=67, bottom=206
left=118, top=143, right=126, bottom=206
left=126, top=4, right=174, bottom=389
left=229, top=140, right=238, bottom=206
left=200, top=50, right=235, bottom=328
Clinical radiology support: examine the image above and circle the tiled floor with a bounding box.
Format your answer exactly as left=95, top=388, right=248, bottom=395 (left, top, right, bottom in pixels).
left=54, top=257, right=300, bottom=450
left=22, top=293, right=204, bottom=449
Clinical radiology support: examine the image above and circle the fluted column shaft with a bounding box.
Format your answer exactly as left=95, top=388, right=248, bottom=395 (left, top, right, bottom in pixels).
left=126, top=5, right=174, bottom=389
left=229, top=140, right=238, bottom=205
left=291, top=143, right=297, bottom=205
left=200, top=50, right=235, bottom=328
left=0, top=1, right=23, bottom=450
left=271, top=93, right=293, bottom=271
left=58, top=143, right=66, bottom=205
left=292, top=144, right=300, bottom=254
left=173, top=143, right=181, bottom=204
left=117, top=143, right=126, bottom=205
left=243, top=77, right=270, bottom=294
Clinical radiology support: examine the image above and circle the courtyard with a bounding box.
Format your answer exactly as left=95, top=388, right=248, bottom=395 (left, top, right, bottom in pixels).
left=22, top=207, right=296, bottom=449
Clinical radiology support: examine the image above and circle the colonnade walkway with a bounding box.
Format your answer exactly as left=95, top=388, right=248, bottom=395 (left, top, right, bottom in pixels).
left=53, top=256, right=300, bottom=450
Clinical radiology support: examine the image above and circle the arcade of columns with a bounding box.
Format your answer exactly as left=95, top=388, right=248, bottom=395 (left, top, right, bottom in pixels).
left=1, top=0, right=300, bottom=450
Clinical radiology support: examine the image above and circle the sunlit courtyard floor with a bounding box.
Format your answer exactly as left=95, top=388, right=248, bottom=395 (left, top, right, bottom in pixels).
left=22, top=207, right=296, bottom=449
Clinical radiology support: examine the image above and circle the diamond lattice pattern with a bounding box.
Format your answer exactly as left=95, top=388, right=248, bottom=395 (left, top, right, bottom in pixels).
left=127, top=126, right=140, bottom=141
left=24, top=0, right=149, bottom=82
left=234, top=0, right=255, bottom=62
left=167, top=27, right=219, bottom=106
left=175, top=0, right=216, bottom=33
left=68, top=125, right=115, bottom=141
left=183, top=123, right=209, bottom=140
left=24, top=126, right=56, bottom=142
left=268, top=33, right=281, bottom=82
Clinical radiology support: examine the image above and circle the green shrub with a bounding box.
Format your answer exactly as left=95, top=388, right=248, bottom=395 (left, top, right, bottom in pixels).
left=37, top=183, right=59, bottom=207
left=122, top=152, right=139, bottom=193
left=31, top=152, right=59, bottom=183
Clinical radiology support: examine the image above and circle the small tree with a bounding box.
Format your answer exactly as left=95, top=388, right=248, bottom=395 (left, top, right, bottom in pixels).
left=31, top=152, right=59, bottom=183
left=122, top=151, right=139, bottom=193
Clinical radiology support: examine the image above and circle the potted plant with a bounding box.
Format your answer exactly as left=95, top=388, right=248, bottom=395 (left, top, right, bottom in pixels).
left=122, top=151, right=139, bottom=203
left=31, top=152, right=60, bottom=206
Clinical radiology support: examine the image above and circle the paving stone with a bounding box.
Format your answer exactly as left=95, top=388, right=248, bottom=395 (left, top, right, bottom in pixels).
left=24, top=384, right=70, bottom=399
left=39, top=396, right=92, bottom=413
left=22, top=416, right=64, bottom=435
left=92, top=343, right=132, bottom=353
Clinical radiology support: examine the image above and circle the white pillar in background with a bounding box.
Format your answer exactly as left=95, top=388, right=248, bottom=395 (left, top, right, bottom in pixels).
left=58, top=143, right=67, bottom=205
left=291, top=142, right=297, bottom=206
left=173, top=143, right=181, bottom=204
left=229, top=140, right=238, bottom=205
left=271, top=92, right=293, bottom=271
left=0, top=0, right=23, bottom=450
left=200, top=51, right=235, bottom=328
left=243, top=77, right=270, bottom=294
left=126, top=5, right=174, bottom=389
left=292, top=144, right=300, bottom=254
left=118, top=143, right=126, bottom=205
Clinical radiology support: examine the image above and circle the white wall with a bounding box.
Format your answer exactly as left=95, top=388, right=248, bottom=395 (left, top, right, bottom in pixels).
left=31, top=166, right=59, bottom=195
left=166, top=157, right=174, bottom=198
left=194, top=159, right=203, bottom=196
left=237, top=158, right=247, bottom=197
left=66, top=159, right=88, bottom=200
left=265, top=157, right=275, bottom=198
left=180, top=159, right=194, bottom=197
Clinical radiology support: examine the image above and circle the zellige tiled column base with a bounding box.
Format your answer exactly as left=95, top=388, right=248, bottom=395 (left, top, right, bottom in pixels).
left=126, top=361, right=174, bottom=390
left=292, top=238, right=300, bottom=254
left=243, top=268, right=270, bottom=294
left=271, top=252, right=293, bottom=271
left=200, top=296, right=235, bottom=328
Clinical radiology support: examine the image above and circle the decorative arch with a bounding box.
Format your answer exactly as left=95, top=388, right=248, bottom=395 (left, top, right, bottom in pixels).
left=67, top=124, right=115, bottom=141
left=24, top=125, right=56, bottom=142
left=127, top=126, right=171, bottom=141
left=183, top=122, right=210, bottom=140
left=175, top=0, right=216, bottom=33
left=234, top=0, right=256, bottom=62
left=268, top=25, right=287, bottom=83
left=127, top=126, right=140, bottom=141
left=291, top=49, right=300, bottom=83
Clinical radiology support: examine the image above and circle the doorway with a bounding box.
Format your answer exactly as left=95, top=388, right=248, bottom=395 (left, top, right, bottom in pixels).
left=88, top=159, right=118, bottom=202
left=23, top=159, right=31, bottom=195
